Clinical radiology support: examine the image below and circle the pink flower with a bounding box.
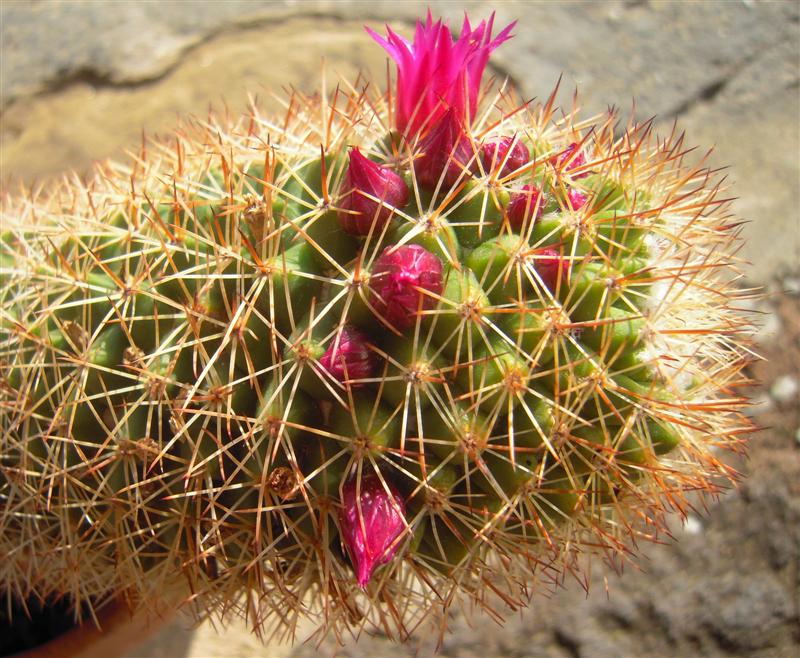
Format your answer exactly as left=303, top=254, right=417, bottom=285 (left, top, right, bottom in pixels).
left=319, top=325, right=376, bottom=385
left=367, top=11, right=515, bottom=139
left=338, top=148, right=409, bottom=236
left=480, top=136, right=529, bottom=178
left=414, top=108, right=474, bottom=189
left=339, top=474, right=407, bottom=588
left=369, top=244, right=444, bottom=330
left=507, top=184, right=545, bottom=229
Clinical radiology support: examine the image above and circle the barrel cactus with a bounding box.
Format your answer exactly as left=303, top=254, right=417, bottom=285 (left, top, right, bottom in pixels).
left=0, top=11, right=753, bottom=647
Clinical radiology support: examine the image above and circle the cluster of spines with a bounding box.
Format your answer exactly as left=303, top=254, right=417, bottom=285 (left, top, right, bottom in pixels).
left=0, top=75, right=753, bottom=645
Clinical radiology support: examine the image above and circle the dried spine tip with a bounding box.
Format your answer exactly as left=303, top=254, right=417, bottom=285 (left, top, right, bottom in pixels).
left=369, top=244, right=444, bottom=330
left=338, top=474, right=407, bottom=588
left=338, top=148, right=409, bottom=235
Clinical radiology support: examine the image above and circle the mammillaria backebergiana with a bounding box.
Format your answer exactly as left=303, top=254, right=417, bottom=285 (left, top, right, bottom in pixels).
left=0, top=10, right=755, bottom=647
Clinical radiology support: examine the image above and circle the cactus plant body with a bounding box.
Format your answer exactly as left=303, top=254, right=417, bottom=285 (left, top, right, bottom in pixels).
left=0, top=11, right=754, bottom=647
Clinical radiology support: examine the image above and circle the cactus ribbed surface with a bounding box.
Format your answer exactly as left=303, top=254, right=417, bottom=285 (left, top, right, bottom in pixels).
left=1, top=13, right=753, bottom=646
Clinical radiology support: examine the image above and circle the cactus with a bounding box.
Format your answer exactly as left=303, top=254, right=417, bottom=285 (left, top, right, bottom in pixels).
left=0, top=10, right=754, bottom=647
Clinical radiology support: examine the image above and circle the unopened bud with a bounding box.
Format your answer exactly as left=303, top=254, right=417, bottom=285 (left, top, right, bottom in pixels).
left=415, top=110, right=474, bottom=189
left=567, top=187, right=588, bottom=210
left=369, top=244, right=444, bottom=330
left=536, top=248, right=570, bottom=291
left=339, top=474, right=407, bottom=588
left=554, top=142, right=588, bottom=179
left=507, top=184, right=545, bottom=229
left=319, top=325, right=376, bottom=385
left=480, top=137, right=529, bottom=178
left=338, top=148, right=409, bottom=235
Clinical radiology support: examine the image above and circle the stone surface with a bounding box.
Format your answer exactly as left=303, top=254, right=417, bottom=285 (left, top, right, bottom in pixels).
left=772, top=375, right=799, bottom=404
left=1, top=2, right=798, bottom=657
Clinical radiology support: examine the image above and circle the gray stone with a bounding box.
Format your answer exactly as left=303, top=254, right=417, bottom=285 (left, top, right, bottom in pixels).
left=770, top=375, right=799, bottom=404
left=744, top=392, right=774, bottom=417
left=700, top=573, right=794, bottom=651
left=784, top=277, right=800, bottom=296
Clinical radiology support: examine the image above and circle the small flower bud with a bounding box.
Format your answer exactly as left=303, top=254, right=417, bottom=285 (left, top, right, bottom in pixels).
left=553, top=142, right=589, bottom=179
left=567, top=187, right=588, bottom=211
left=535, top=248, right=570, bottom=291
left=369, top=244, right=444, bottom=330
left=415, top=110, right=474, bottom=189
left=507, top=184, right=545, bottom=229
left=319, top=325, right=376, bottom=385
left=339, top=474, right=407, bottom=588
left=338, top=148, right=409, bottom=235
left=480, top=137, right=529, bottom=178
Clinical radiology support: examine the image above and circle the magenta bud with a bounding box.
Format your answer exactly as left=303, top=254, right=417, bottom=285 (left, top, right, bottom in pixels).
left=338, top=148, right=409, bottom=236
left=566, top=187, right=588, bottom=211
left=553, top=142, right=589, bottom=179
left=415, top=110, right=473, bottom=189
left=480, top=136, right=529, bottom=178
left=507, top=184, right=544, bottom=229
left=369, top=244, right=444, bottom=330
left=319, top=325, right=376, bottom=385
left=535, top=248, right=570, bottom=291
left=339, top=474, right=407, bottom=588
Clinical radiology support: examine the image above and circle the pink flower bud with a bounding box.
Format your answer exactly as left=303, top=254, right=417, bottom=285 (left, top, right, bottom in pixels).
left=339, top=474, right=407, bottom=588
left=567, top=187, right=588, bottom=211
left=480, top=137, right=529, bottom=178
left=369, top=244, right=444, bottom=330
left=507, top=184, right=545, bottom=230
left=338, top=148, right=409, bottom=235
left=535, top=248, right=570, bottom=291
left=415, top=109, right=474, bottom=189
left=553, top=142, right=589, bottom=179
left=319, top=325, right=376, bottom=385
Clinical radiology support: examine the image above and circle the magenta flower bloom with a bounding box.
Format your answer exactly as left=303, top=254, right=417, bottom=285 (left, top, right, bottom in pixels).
left=480, top=136, right=529, bottom=178
left=367, top=11, right=515, bottom=139
left=338, top=148, right=409, bottom=236
left=319, top=325, right=376, bottom=385
left=414, top=108, right=474, bottom=189
left=507, top=184, right=545, bottom=229
left=369, top=244, right=444, bottom=330
left=339, top=474, right=407, bottom=588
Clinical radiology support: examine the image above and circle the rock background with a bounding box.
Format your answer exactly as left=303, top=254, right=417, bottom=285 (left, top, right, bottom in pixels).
left=1, top=1, right=798, bottom=656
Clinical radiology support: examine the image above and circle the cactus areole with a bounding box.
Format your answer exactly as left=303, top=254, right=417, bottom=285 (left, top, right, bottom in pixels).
left=0, top=9, right=754, bottom=649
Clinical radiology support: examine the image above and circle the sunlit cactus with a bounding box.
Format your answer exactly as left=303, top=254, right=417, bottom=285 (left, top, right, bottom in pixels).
left=0, top=10, right=754, bottom=647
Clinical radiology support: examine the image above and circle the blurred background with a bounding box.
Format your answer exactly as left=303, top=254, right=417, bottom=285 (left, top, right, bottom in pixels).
left=1, top=1, right=798, bottom=656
